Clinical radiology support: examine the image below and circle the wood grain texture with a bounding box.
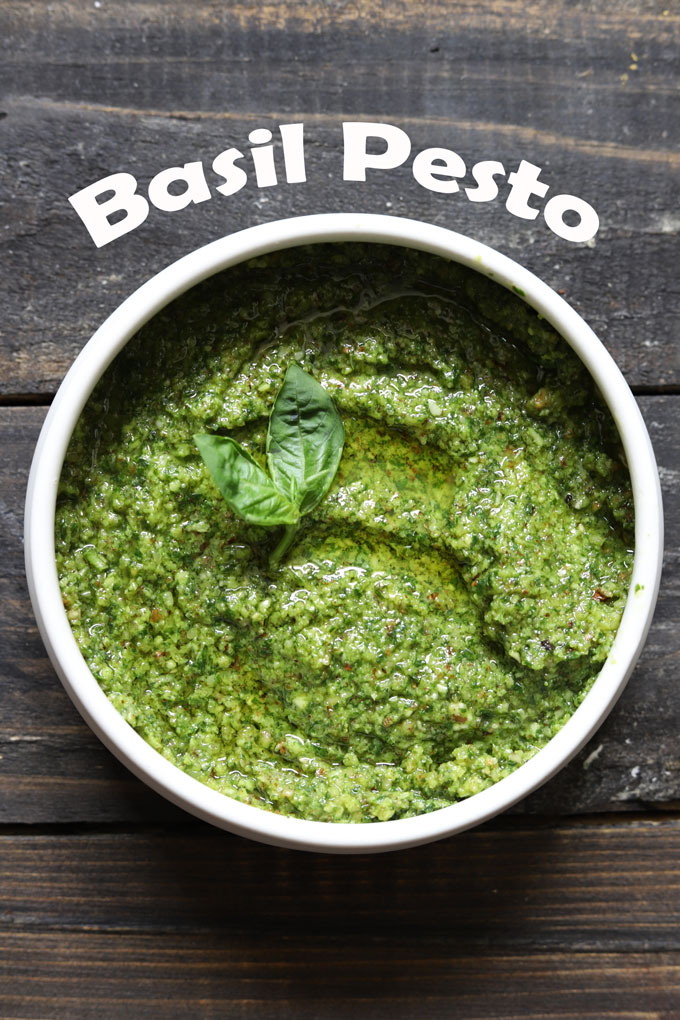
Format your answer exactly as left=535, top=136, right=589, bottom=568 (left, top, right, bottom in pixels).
left=1, top=1, right=678, bottom=392
left=2, top=397, right=678, bottom=823
left=1, top=819, right=679, bottom=949
left=0, top=933, right=678, bottom=1020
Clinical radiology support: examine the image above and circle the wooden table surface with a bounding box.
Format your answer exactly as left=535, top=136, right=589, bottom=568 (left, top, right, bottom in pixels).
left=2, top=2, right=679, bottom=1017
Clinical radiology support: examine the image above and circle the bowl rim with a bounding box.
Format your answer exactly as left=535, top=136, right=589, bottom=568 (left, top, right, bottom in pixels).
left=25, top=213, right=664, bottom=853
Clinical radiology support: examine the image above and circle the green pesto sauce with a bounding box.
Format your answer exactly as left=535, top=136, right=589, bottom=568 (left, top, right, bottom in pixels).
left=56, top=244, right=634, bottom=823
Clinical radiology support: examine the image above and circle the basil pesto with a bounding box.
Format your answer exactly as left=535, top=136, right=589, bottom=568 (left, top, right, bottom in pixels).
left=56, top=244, right=634, bottom=823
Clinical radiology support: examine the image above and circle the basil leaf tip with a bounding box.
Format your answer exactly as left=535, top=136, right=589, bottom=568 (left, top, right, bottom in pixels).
left=195, top=365, right=344, bottom=566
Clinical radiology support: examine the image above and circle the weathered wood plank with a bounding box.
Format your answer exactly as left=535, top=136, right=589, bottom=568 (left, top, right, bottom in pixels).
left=1, top=819, right=679, bottom=951
left=0, top=1, right=678, bottom=392
left=2, top=397, right=677, bottom=823
left=0, top=933, right=678, bottom=1020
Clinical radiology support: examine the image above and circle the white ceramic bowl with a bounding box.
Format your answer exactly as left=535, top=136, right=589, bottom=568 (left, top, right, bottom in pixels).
left=25, top=214, right=663, bottom=853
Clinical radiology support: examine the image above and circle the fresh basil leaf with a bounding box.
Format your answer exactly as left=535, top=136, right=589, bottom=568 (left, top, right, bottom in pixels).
left=195, top=366, right=345, bottom=568
left=194, top=434, right=299, bottom=527
left=266, top=363, right=345, bottom=515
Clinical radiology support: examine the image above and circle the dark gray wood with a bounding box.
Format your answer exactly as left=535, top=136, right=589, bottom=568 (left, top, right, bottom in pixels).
left=1, top=819, right=679, bottom=950
left=2, top=398, right=677, bottom=823
left=0, top=1, right=678, bottom=393
left=0, top=932, right=678, bottom=1020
